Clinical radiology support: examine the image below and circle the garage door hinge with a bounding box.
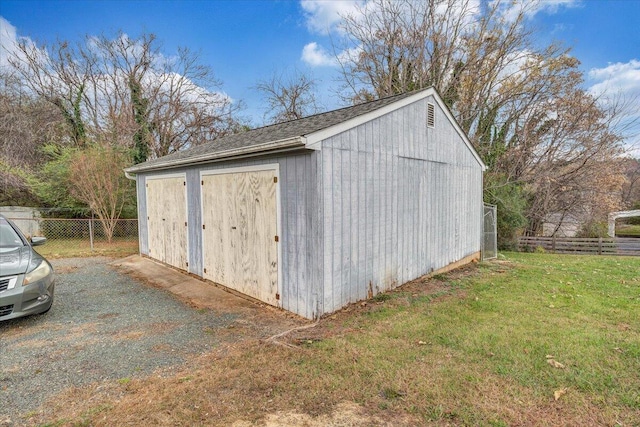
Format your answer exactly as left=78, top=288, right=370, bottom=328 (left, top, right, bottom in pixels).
left=204, top=268, right=207, bottom=273
left=146, top=183, right=148, bottom=187
left=183, top=181, right=186, bottom=186
left=202, top=224, right=206, bottom=230
left=201, top=180, right=204, bottom=185
left=273, top=176, right=278, bottom=183
left=186, top=262, right=189, bottom=267
left=184, top=221, right=187, bottom=226
left=275, top=235, right=279, bottom=242
left=275, top=293, right=280, bottom=300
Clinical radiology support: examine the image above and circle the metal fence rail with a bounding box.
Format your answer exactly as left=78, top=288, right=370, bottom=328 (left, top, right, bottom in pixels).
left=6, top=217, right=139, bottom=258
left=518, top=236, right=640, bottom=256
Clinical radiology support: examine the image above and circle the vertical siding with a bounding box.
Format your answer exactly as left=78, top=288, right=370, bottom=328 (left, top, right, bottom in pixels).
left=186, top=169, right=202, bottom=275
left=136, top=152, right=321, bottom=320
left=136, top=174, right=148, bottom=255
left=321, top=97, right=483, bottom=313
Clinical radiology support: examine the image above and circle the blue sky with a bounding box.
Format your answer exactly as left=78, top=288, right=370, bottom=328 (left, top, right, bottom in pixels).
left=1, top=0, right=639, bottom=150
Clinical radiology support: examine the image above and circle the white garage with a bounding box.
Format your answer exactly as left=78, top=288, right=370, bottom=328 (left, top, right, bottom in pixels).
left=127, top=87, right=486, bottom=319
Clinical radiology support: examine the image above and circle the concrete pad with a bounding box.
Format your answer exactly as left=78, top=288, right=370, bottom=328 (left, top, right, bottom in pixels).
left=110, top=255, right=306, bottom=334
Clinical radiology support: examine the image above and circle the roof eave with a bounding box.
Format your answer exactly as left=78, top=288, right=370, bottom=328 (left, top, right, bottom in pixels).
left=125, top=136, right=306, bottom=174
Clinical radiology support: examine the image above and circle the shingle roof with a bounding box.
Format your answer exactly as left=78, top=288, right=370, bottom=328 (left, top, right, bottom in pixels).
left=126, top=90, right=422, bottom=173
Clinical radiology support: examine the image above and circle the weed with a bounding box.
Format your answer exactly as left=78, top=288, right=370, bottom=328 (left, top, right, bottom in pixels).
left=380, top=387, right=406, bottom=400
left=372, top=293, right=392, bottom=302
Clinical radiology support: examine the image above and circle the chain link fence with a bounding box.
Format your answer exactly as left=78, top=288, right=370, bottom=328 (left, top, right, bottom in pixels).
left=5, top=217, right=139, bottom=258
left=482, top=204, right=498, bottom=260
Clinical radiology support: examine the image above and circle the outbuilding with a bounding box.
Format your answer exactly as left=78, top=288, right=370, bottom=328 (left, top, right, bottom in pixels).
left=125, top=87, right=486, bottom=319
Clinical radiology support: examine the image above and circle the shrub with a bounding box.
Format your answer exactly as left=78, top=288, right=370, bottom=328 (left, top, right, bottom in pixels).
left=484, top=173, right=528, bottom=250
left=576, top=221, right=608, bottom=238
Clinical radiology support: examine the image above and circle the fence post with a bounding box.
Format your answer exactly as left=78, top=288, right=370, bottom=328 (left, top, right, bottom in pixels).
left=598, top=237, right=602, bottom=255
left=552, top=236, right=556, bottom=253
left=89, top=218, right=94, bottom=251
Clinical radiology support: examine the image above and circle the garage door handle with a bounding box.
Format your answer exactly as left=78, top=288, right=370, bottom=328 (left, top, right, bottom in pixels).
left=231, top=226, right=237, bottom=230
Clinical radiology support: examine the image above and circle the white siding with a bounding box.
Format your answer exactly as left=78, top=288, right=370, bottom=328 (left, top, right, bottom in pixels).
left=320, top=97, right=482, bottom=313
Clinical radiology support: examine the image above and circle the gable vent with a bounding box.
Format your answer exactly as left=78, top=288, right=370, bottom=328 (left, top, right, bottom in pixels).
left=427, top=103, right=435, bottom=128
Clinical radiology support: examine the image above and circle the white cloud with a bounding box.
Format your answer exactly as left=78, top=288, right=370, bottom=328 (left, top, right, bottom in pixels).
left=337, top=45, right=363, bottom=65
left=588, top=60, right=640, bottom=157
left=526, top=0, right=580, bottom=16
left=301, top=42, right=337, bottom=67
left=588, top=60, right=640, bottom=98
left=300, top=0, right=364, bottom=35
left=0, top=16, right=21, bottom=69
left=0, top=16, right=50, bottom=74
left=494, top=0, right=581, bottom=23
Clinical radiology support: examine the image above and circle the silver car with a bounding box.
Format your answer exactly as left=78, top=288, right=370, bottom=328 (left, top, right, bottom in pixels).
left=0, top=214, right=55, bottom=321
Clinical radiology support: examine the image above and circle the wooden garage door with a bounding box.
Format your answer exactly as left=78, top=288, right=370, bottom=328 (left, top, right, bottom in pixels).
left=201, top=170, right=278, bottom=306
left=146, top=176, right=188, bottom=270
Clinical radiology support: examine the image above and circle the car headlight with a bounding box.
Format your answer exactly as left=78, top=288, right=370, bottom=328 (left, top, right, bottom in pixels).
left=23, top=260, right=52, bottom=286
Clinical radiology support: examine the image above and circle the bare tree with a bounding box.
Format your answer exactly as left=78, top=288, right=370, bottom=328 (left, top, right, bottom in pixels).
left=621, top=157, right=640, bottom=208
left=4, top=32, right=248, bottom=226
left=68, top=145, right=134, bottom=243
left=335, top=0, right=482, bottom=104
left=255, top=71, right=320, bottom=124
left=6, top=32, right=246, bottom=160
left=0, top=70, right=66, bottom=204
left=332, top=0, right=627, bottom=238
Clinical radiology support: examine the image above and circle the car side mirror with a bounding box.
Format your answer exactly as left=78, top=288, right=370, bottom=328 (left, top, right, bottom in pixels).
left=31, top=236, right=47, bottom=246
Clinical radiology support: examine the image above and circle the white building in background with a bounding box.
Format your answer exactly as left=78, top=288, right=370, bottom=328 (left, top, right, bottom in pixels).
left=0, top=206, right=42, bottom=237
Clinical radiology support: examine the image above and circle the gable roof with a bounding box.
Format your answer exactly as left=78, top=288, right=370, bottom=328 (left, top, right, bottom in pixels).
left=125, top=87, right=485, bottom=174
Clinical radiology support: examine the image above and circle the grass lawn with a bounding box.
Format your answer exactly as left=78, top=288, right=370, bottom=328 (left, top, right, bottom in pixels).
left=36, top=253, right=640, bottom=426
left=35, top=238, right=139, bottom=259
left=617, top=224, right=640, bottom=237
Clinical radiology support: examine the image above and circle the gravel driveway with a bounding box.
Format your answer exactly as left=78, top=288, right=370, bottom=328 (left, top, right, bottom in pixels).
left=0, top=257, right=299, bottom=425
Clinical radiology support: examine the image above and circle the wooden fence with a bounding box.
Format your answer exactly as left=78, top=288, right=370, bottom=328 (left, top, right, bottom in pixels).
left=518, top=236, right=640, bottom=256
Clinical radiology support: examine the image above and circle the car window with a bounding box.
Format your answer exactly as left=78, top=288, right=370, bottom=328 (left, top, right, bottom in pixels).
left=0, top=219, right=25, bottom=248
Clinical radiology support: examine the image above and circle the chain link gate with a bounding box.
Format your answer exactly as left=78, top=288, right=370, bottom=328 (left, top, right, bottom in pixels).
left=482, top=204, right=497, bottom=260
